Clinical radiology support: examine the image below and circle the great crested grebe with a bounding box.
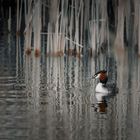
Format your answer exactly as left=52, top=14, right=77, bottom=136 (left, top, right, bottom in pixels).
left=93, top=70, right=118, bottom=113
left=92, top=70, right=118, bottom=113
left=92, top=70, right=109, bottom=113
left=93, top=70, right=109, bottom=94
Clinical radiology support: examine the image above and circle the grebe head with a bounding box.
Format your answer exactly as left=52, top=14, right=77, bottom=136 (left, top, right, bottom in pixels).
left=94, top=70, right=108, bottom=84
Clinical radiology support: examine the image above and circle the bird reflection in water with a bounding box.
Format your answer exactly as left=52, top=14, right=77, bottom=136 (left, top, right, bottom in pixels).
left=93, top=93, right=108, bottom=113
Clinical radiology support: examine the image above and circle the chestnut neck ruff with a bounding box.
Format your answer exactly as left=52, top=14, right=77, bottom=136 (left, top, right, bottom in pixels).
left=99, top=72, right=108, bottom=84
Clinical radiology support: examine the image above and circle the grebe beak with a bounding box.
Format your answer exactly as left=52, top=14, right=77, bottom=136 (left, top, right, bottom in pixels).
left=93, top=73, right=100, bottom=79
left=92, top=70, right=107, bottom=79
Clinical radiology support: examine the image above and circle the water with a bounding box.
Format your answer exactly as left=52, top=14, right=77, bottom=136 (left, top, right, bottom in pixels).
left=1, top=25, right=140, bottom=140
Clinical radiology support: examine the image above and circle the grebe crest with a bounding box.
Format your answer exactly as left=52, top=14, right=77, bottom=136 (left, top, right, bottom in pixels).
left=94, top=70, right=108, bottom=84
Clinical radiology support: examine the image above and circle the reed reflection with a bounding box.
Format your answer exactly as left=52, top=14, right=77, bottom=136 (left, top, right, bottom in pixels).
left=25, top=56, right=41, bottom=108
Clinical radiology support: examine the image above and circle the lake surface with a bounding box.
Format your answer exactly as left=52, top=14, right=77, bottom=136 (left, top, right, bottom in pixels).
left=0, top=30, right=140, bottom=140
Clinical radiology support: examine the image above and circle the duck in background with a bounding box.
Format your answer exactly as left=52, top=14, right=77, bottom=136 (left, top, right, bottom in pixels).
left=92, top=70, right=118, bottom=113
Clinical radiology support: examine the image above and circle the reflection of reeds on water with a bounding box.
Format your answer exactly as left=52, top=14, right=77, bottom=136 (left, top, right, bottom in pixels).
left=25, top=56, right=41, bottom=110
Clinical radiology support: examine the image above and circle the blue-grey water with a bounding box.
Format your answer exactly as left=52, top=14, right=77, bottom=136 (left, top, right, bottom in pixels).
left=0, top=24, right=140, bottom=140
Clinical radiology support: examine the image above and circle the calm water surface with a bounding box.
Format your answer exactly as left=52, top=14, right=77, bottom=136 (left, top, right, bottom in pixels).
left=0, top=34, right=140, bottom=140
